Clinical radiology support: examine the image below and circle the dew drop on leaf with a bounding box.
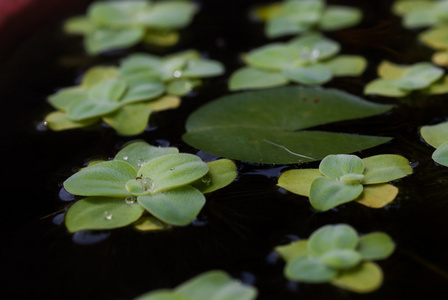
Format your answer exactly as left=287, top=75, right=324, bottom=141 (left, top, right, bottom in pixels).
left=125, top=196, right=136, bottom=204
left=141, top=177, right=154, bottom=191
left=173, top=70, right=182, bottom=78
left=201, top=174, right=212, bottom=185
left=104, top=211, right=113, bottom=220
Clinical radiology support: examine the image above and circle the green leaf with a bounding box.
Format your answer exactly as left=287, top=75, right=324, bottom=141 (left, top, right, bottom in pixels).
left=308, top=224, right=359, bottom=256
left=64, top=161, right=136, bottom=197
left=88, top=1, right=149, bottom=26
left=275, top=240, right=309, bottom=262
left=138, top=1, right=197, bottom=29
left=182, top=59, right=225, bottom=78
left=283, top=64, right=333, bottom=85
left=421, top=121, right=448, bottom=148
left=323, top=55, right=367, bottom=76
left=355, top=184, right=399, bottom=208
left=134, top=290, right=189, bottom=300
left=102, top=102, right=152, bottom=136
left=176, top=270, right=257, bottom=300
left=424, top=75, right=448, bottom=95
left=310, top=177, right=363, bottom=211
left=245, top=44, right=299, bottom=71
left=364, top=78, right=410, bottom=97
left=85, top=27, right=145, bottom=55
left=44, top=111, right=98, bottom=131
left=191, top=159, right=237, bottom=194
left=362, top=154, right=413, bottom=184
left=66, top=96, right=121, bottom=121
left=133, top=216, right=170, bottom=232
left=120, top=53, right=164, bottom=76
left=166, top=78, right=201, bottom=96
left=433, top=141, right=448, bottom=166
left=377, top=61, right=407, bottom=79
left=319, top=154, right=365, bottom=179
left=277, top=169, right=322, bottom=196
left=137, top=186, right=205, bottom=226
left=146, top=95, right=181, bottom=111
left=88, top=78, right=127, bottom=102
left=120, top=76, right=165, bottom=104
left=319, top=6, right=362, bottom=31
left=183, top=87, right=393, bottom=164
left=228, top=67, right=289, bottom=91
left=419, top=25, right=448, bottom=50
left=285, top=256, right=338, bottom=283
left=48, top=87, right=88, bottom=111
left=320, top=249, right=362, bottom=269
left=357, top=232, right=395, bottom=260
left=266, top=17, right=308, bottom=38
left=65, top=196, right=145, bottom=232
left=81, top=67, right=119, bottom=89
left=64, top=16, right=94, bottom=34
left=331, top=261, right=383, bottom=293
left=130, top=154, right=209, bottom=194
left=289, top=34, right=340, bottom=62
left=114, top=141, right=179, bottom=171
left=394, top=62, right=443, bottom=90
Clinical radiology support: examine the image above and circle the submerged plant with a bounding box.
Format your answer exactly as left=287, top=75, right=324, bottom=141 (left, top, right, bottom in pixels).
left=229, top=33, right=366, bottom=91
left=278, top=154, right=413, bottom=211
left=364, top=60, right=448, bottom=97
left=134, top=270, right=257, bottom=300
left=44, top=50, right=224, bottom=135
left=276, top=224, right=395, bottom=293
left=63, top=141, right=237, bottom=232
left=421, top=121, right=448, bottom=166
left=253, top=0, right=362, bottom=38
left=64, top=0, right=198, bottom=54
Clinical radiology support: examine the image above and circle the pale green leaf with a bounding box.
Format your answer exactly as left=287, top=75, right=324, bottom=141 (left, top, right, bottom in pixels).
left=66, top=96, right=121, bottom=121
left=283, top=63, right=333, bottom=85
left=319, top=154, right=365, bottom=179
left=176, top=270, right=257, bottom=300
left=319, top=6, right=362, bottom=31
left=433, top=141, right=448, bottom=166
left=64, top=16, right=94, bottom=34
left=166, top=78, right=201, bottom=96
left=266, top=17, right=308, bottom=38
left=419, top=25, right=448, bottom=50
left=191, top=159, right=237, bottom=194
left=275, top=240, right=309, bottom=262
left=114, top=141, right=179, bottom=171
left=289, top=34, right=340, bottom=62
left=138, top=1, right=197, bottom=29
left=277, top=169, right=322, bottom=197
left=44, top=111, right=98, bottom=131
left=331, top=261, right=383, bottom=293
left=394, top=62, right=443, bottom=90
left=285, top=256, right=338, bottom=283
left=65, top=196, right=145, bottom=232
left=103, top=102, right=152, bottom=136
left=424, top=75, right=448, bottom=95
left=88, top=1, right=149, bottom=26
left=48, top=87, right=88, bottom=111
left=355, top=184, right=399, bottom=208
left=364, top=78, right=409, bottom=97
left=357, top=232, right=395, bottom=260
left=310, top=177, right=363, bottom=211
left=308, top=224, right=359, bottom=256
left=137, top=186, right=205, bottom=226
left=133, top=216, right=170, bottom=232
left=323, top=55, right=367, bottom=76
left=146, top=95, right=181, bottom=111
left=245, top=43, right=299, bottom=71
left=320, top=249, right=362, bottom=269
left=362, top=154, right=412, bottom=184
left=182, top=59, right=225, bottom=78
left=88, top=78, right=127, bottom=102
left=120, top=75, right=165, bottom=104
left=81, top=67, right=119, bottom=89
left=228, top=67, right=289, bottom=91
left=85, top=27, right=145, bottom=55
left=64, top=161, right=136, bottom=197
left=421, top=121, right=448, bottom=148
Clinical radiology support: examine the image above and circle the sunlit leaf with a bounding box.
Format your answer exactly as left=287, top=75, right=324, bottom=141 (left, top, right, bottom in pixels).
left=182, top=59, right=225, bottom=78
left=424, top=76, right=448, bottom=95
left=191, top=159, right=237, bottom=194
left=362, top=154, right=412, bottom=184
left=421, top=121, right=448, bottom=148
left=64, top=161, right=136, bottom=197
left=146, top=95, right=181, bottom=111
left=166, top=78, right=201, bottom=96
left=266, top=17, right=308, bottom=38
left=114, top=140, right=179, bottom=171
left=377, top=60, right=407, bottom=79
left=65, top=196, right=145, bottom=232
left=137, top=186, right=205, bottom=226
left=183, top=87, right=392, bottom=164
left=88, top=78, right=127, bottom=102
left=357, top=232, right=395, bottom=260
left=355, top=184, right=399, bottom=208
left=308, top=224, right=359, bottom=256
left=66, top=96, right=121, bottom=121
left=331, top=261, right=383, bottom=293
left=277, top=169, right=322, bottom=196
left=285, top=256, right=338, bottom=283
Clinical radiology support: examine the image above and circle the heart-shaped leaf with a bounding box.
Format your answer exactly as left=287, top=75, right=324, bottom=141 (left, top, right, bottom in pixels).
left=183, top=87, right=392, bottom=164
left=355, top=184, right=399, bottom=208
left=362, top=154, right=412, bottom=184
left=310, top=177, right=363, bottom=211
left=308, top=224, right=359, bottom=256
left=64, top=161, right=136, bottom=197
left=137, top=186, right=205, bottom=226
left=102, top=102, right=153, bottom=136
left=65, top=196, right=145, bottom=232
left=277, top=169, right=322, bottom=196
left=319, top=154, right=365, bottom=179
left=191, top=159, right=237, bottom=194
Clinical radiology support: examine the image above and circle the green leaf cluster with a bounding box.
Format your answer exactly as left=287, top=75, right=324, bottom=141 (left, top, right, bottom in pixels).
left=183, top=86, right=392, bottom=164
left=276, top=224, right=395, bottom=293
left=64, top=0, right=198, bottom=54
left=63, top=141, right=237, bottom=232
left=364, top=60, right=448, bottom=97
left=229, top=34, right=366, bottom=90
left=278, top=154, right=413, bottom=211
left=134, top=270, right=257, bottom=300
left=421, top=121, right=448, bottom=166
left=45, top=50, right=224, bottom=135
left=253, top=0, right=362, bottom=38
left=392, top=0, right=448, bottom=29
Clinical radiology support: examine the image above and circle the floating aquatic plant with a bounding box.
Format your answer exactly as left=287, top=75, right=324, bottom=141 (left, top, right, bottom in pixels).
left=392, top=0, right=448, bottom=29
left=183, top=86, right=392, bottom=164
left=421, top=121, right=448, bottom=166
left=63, top=141, right=237, bottom=232
left=278, top=154, right=413, bottom=211
left=44, top=50, right=224, bottom=135
left=419, top=25, right=448, bottom=67
left=64, top=0, right=198, bottom=54
left=253, top=0, right=362, bottom=38
left=364, top=60, right=448, bottom=97
left=134, top=270, right=257, bottom=300
left=276, top=224, right=395, bottom=293
left=229, top=33, right=366, bottom=90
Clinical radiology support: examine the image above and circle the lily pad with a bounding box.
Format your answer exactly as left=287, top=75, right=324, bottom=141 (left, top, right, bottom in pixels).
left=183, top=87, right=392, bottom=164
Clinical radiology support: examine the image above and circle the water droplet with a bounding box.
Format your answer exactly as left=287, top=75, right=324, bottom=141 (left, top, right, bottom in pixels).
left=137, top=159, right=145, bottom=167
left=310, top=49, right=320, bottom=61
left=141, top=177, right=154, bottom=191
left=104, top=211, right=113, bottom=220
left=173, top=70, right=182, bottom=78
left=201, top=174, right=212, bottom=185
left=125, top=196, right=136, bottom=204
left=122, top=156, right=128, bottom=161
left=36, top=121, right=48, bottom=131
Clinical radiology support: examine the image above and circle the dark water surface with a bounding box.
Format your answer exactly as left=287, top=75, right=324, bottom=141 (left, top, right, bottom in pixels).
left=2, top=0, right=448, bottom=299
